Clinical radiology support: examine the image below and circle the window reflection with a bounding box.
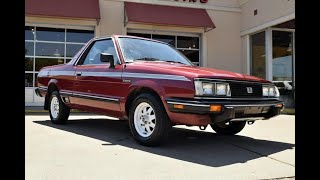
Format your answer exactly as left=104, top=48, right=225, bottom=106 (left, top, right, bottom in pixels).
left=127, top=32, right=200, bottom=66
left=177, top=36, right=199, bottom=49
left=25, top=42, right=34, bottom=56
left=66, top=29, right=94, bottom=43
left=25, top=57, right=33, bottom=71
left=152, top=35, right=175, bottom=46
left=251, top=31, right=266, bottom=79
left=36, top=42, right=65, bottom=57
left=35, top=58, right=64, bottom=71
left=36, top=27, right=65, bottom=42
left=25, top=73, right=33, bottom=87
left=25, top=26, right=34, bottom=40
left=272, top=31, right=293, bottom=81
left=66, top=44, right=84, bottom=57
left=180, top=50, right=199, bottom=65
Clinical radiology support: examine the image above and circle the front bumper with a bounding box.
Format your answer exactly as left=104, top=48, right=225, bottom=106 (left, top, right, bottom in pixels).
left=166, top=98, right=284, bottom=123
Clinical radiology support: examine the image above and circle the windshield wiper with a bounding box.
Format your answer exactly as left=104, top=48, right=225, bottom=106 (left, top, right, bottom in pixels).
left=134, top=57, right=161, bottom=61
left=161, top=60, right=185, bottom=64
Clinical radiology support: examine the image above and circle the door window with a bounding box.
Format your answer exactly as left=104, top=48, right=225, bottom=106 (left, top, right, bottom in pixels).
left=80, top=39, right=119, bottom=65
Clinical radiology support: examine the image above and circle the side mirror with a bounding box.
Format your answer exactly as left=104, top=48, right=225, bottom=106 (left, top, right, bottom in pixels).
left=100, top=53, right=115, bottom=68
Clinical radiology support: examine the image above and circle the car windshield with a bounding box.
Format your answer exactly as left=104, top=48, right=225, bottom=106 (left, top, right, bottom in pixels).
left=118, top=37, right=193, bottom=66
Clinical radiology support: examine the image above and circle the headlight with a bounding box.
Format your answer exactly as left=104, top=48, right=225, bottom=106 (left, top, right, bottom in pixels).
left=194, top=81, right=215, bottom=95
left=216, top=83, right=231, bottom=96
left=262, top=86, right=269, bottom=96
left=194, top=81, right=230, bottom=96
left=262, top=85, right=280, bottom=97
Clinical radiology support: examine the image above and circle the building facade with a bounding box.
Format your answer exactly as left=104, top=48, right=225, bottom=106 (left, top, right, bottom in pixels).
left=25, top=0, right=295, bottom=106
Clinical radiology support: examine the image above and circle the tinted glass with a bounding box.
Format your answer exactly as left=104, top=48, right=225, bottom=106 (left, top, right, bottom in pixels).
left=251, top=31, right=266, bottom=79
left=179, top=50, right=199, bottom=65
left=36, top=27, right=65, bottom=42
left=66, top=29, right=94, bottom=43
left=66, top=44, right=84, bottom=57
left=25, top=26, right=34, bottom=40
left=177, top=36, right=199, bottom=49
left=25, top=73, right=33, bottom=87
left=34, top=73, right=38, bottom=87
left=118, top=38, right=193, bottom=65
left=272, top=31, right=293, bottom=81
left=25, top=42, right=34, bottom=56
left=66, top=59, right=72, bottom=63
left=152, top=34, right=175, bottom=46
left=127, top=33, right=151, bottom=39
left=35, top=58, right=64, bottom=71
left=82, top=39, right=119, bottom=65
left=36, top=42, right=65, bottom=57
left=25, top=57, right=33, bottom=71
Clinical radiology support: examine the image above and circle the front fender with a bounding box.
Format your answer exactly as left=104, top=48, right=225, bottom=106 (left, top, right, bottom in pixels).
left=129, top=79, right=165, bottom=98
left=47, top=79, right=61, bottom=91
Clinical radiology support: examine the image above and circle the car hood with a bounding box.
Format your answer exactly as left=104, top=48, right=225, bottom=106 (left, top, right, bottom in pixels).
left=126, top=61, right=270, bottom=83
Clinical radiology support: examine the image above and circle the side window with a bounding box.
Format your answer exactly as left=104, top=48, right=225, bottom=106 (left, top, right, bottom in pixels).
left=81, top=39, right=119, bottom=65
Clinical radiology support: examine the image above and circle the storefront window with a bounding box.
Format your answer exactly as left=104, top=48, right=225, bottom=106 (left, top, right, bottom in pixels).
left=152, top=34, right=175, bottom=46
left=177, top=36, right=199, bottom=49
left=251, top=31, right=266, bottom=79
left=25, top=26, right=94, bottom=90
left=127, top=32, right=200, bottom=66
left=36, top=27, right=65, bottom=42
left=67, top=29, right=94, bottom=43
left=272, top=31, right=293, bottom=81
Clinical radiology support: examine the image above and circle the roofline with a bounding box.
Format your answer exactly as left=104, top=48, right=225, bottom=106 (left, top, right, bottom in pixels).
left=93, top=35, right=172, bottom=46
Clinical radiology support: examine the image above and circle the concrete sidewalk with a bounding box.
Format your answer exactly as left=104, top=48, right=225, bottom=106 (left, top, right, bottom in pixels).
left=26, top=114, right=295, bottom=180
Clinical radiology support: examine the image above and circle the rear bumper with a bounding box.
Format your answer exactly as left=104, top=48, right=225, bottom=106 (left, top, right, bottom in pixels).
left=166, top=98, right=284, bottom=123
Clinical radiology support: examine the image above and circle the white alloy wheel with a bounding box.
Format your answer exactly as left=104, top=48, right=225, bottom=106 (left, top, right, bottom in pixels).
left=134, top=102, right=156, bottom=137
left=50, top=96, right=59, bottom=119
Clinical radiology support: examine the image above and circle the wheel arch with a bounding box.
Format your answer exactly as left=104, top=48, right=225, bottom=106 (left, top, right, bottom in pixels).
left=125, top=86, right=165, bottom=117
left=44, top=80, right=60, bottom=110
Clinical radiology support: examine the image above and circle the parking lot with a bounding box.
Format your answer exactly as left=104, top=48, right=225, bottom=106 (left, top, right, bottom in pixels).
left=26, top=114, right=295, bottom=180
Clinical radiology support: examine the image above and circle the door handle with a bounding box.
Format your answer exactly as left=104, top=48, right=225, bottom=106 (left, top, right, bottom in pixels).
left=76, top=72, right=82, bottom=76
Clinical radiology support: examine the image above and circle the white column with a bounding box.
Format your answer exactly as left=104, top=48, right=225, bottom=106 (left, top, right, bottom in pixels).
left=201, top=32, right=207, bottom=67
left=245, top=34, right=250, bottom=75
left=265, top=28, right=273, bottom=81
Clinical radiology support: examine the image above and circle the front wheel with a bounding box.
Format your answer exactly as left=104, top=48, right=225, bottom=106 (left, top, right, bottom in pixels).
left=49, top=91, right=70, bottom=124
left=210, top=121, right=246, bottom=135
left=129, top=93, right=171, bottom=146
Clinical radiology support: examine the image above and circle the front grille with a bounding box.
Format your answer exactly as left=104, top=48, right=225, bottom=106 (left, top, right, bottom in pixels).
left=229, top=81, right=262, bottom=98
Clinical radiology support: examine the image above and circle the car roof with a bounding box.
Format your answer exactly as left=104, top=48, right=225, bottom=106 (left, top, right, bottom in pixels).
left=93, top=35, right=171, bottom=46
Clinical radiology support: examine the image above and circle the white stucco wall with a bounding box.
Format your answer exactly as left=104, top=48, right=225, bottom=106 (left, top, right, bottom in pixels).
left=240, top=0, right=295, bottom=33
left=206, top=10, right=242, bottom=73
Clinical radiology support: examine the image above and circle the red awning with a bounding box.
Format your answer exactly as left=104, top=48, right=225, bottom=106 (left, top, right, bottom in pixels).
left=124, top=2, right=215, bottom=32
left=25, top=0, right=100, bottom=19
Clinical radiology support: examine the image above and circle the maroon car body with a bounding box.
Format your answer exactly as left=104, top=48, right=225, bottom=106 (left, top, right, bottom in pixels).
left=35, top=35, right=283, bottom=146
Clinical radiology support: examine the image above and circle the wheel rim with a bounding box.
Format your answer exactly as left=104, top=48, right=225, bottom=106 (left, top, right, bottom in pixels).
left=134, top=102, right=156, bottom=137
left=50, top=96, right=59, bottom=119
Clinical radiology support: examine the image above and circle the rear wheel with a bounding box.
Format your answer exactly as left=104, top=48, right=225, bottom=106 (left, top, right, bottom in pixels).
left=49, top=91, right=70, bottom=124
left=210, top=121, right=246, bottom=135
left=129, top=93, right=171, bottom=146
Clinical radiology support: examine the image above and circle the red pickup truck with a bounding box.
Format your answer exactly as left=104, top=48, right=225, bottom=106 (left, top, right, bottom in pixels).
left=36, top=35, right=284, bottom=146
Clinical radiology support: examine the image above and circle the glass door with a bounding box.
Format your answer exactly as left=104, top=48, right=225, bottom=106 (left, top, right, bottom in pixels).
left=272, top=30, right=295, bottom=104
left=272, top=31, right=295, bottom=86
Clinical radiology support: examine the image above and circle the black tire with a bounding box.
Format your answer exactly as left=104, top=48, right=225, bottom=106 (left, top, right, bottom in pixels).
left=129, top=93, right=171, bottom=146
left=48, top=91, right=70, bottom=124
left=210, top=121, right=246, bottom=135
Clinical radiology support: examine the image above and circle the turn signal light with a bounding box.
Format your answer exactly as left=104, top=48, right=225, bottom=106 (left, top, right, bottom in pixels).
left=173, top=104, right=184, bottom=109
left=210, top=105, right=222, bottom=112
left=276, top=104, right=283, bottom=108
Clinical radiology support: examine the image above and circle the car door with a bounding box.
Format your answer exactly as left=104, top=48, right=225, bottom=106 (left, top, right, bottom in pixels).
left=72, top=38, right=124, bottom=117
